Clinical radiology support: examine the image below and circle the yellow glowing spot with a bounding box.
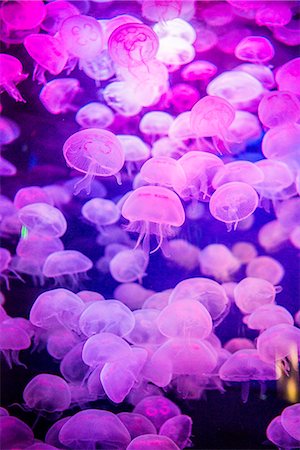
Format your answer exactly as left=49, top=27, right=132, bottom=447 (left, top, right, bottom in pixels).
left=21, top=225, right=28, bottom=239
left=286, top=378, right=299, bottom=403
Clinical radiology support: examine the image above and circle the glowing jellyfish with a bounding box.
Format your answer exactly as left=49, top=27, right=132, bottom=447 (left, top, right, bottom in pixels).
left=281, top=404, right=300, bottom=441
left=275, top=58, right=300, bottom=96
left=0, top=54, right=28, bottom=102
left=257, top=324, right=300, bottom=365
left=103, top=80, right=143, bottom=117
left=114, top=283, right=154, bottom=310
left=209, top=182, right=259, bottom=230
left=156, top=36, right=195, bottom=66
left=63, top=129, right=125, bottom=194
left=233, top=63, right=275, bottom=89
left=235, top=36, right=275, bottom=63
left=234, top=277, right=276, bottom=314
left=258, top=91, right=300, bottom=128
left=118, top=412, right=156, bottom=439
left=16, top=234, right=64, bottom=264
left=39, top=78, right=81, bottom=115
left=190, top=95, right=235, bottom=147
left=42, top=250, right=93, bottom=286
left=125, top=308, right=166, bottom=346
left=182, top=60, right=217, bottom=81
left=79, top=299, right=135, bottom=337
left=267, top=415, right=300, bottom=450
left=121, top=186, right=185, bottom=253
left=246, top=304, right=294, bottom=331
left=0, top=416, right=34, bottom=449
left=276, top=197, right=300, bottom=231
left=143, top=289, right=172, bottom=311
left=256, top=2, right=292, bottom=27
left=231, top=241, right=257, bottom=264
left=18, top=203, right=67, bottom=238
left=118, top=135, right=150, bottom=175
left=212, top=161, right=264, bottom=189
left=159, top=415, right=193, bottom=449
left=199, top=244, right=241, bottom=282
left=0, top=322, right=31, bottom=368
left=0, top=0, right=45, bottom=30
left=14, top=186, right=53, bottom=209
left=258, top=219, right=289, bottom=252
left=246, top=256, right=284, bottom=285
left=0, top=116, right=20, bottom=145
left=75, top=102, right=114, bottom=129
left=108, top=23, right=159, bottom=68
left=109, top=248, right=149, bottom=283
left=23, top=374, right=71, bottom=412
left=254, top=160, right=294, bottom=206
left=81, top=198, right=120, bottom=230
left=59, top=409, right=131, bottom=450
left=262, top=124, right=300, bottom=171
left=0, top=157, right=16, bottom=177
left=139, top=112, right=174, bottom=137
left=224, top=338, right=255, bottom=353
left=41, top=1, right=80, bottom=35
left=82, top=332, right=132, bottom=368
left=164, top=239, right=200, bottom=271
left=24, top=34, right=68, bottom=84
left=81, top=49, right=115, bottom=83
left=127, top=434, right=180, bottom=450
left=46, top=327, right=80, bottom=360
left=133, top=396, right=181, bottom=431
left=140, top=157, right=186, bottom=193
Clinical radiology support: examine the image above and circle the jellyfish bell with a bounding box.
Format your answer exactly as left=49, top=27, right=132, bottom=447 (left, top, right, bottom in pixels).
left=63, top=128, right=125, bottom=194
left=121, top=185, right=185, bottom=253
left=234, top=36, right=275, bottom=63
left=75, top=102, right=114, bottom=129
left=39, top=78, right=81, bottom=115
left=0, top=54, right=28, bottom=102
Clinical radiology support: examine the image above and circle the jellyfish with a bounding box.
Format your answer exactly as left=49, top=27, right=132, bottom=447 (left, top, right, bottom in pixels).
left=58, top=409, right=131, bottom=450
left=281, top=404, right=300, bottom=441
left=246, top=304, right=294, bottom=331
left=156, top=36, right=195, bottom=66
left=114, top=283, right=154, bottom=310
left=233, top=63, right=275, bottom=90
left=159, top=415, right=193, bottom=449
left=258, top=91, right=300, bottom=129
left=0, top=416, right=34, bottom=449
left=39, top=78, right=81, bottom=115
left=46, top=327, right=80, bottom=361
left=234, top=36, right=275, bottom=63
left=0, top=322, right=31, bottom=368
left=182, top=60, right=217, bottom=81
left=14, top=186, right=53, bottom=209
left=0, top=116, right=20, bottom=145
left=23, top=374, right=71, bottom=413
left=133, top=396, right=181, bottom=431
left=168, top=83, right=200, bottom=114
left=246, top=256, right=284, bottom=285
left=79, top=299, right=135, bottom=337
left=41, top=0, right=80, bottom=35
left=63, top=128, right=125, bottom=194
left=212, top=161, right=264, bottom=190
left=127, top=434, right=180, bottom=450
left=143, top=289, right=172, bottom=311
left=75, top=102, right=114, bottom=129
left=108, top=23, right=159, bottom=68
left=80, top=49, right=116, bottom=84
left=102, top=81, right=143, bottom=117
left=118, top=135, right=150, bottom=176
left=0, top=0, right=46, bottom=31
left=42, top=250, right=93, bottom=287
left=125, top=308, right=166, bottom=347
left=234, top=277, right=276, bottom=314
left=81, top=198, right=120, bottom=231
left=59, top=342, right=89, bottom=385
left=45, top=416, right=72, bottom=449
left=231, top=242, right=257, bottom=264
left=109, top=248, right=149, bottom=283
left=266, top=415, right=300, bottom=450
left=18, top=202, right=67, bottom=238
left=141, top=1, right=183, bottom=22
left=140, top=157, right=186, bottom=194
left=190, top=95, right=235, bottom=150
left=258, top=219, right=290, bottom=253
left=164, top=239, right=200, bottom=271
left=262, top=124, right=300, bottom=172
left=0, top=54, right=28, bottom=102
left=224, top=338, right=255, bottom=353
left=139, top=112, right=174, bottom=138
left=24, top=34, right=68, bottom=84
left=59, top=14, right=104, bottom=63
left=117, top=412, right=156, bottom=439
left=275, top=57, right=300, bottom=96
left=82, top=332, right=132, bottom=368
left=209, top=181, right=259, bottom=231
left=199, top=244, right=241, bottom=282
left=121, top=185, right=185, bottom=253
left=0, top=157, right=16, bottom=176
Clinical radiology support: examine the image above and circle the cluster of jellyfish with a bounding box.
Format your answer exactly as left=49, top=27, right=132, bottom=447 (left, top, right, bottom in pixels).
left=0, top=0, right=300, bottom=449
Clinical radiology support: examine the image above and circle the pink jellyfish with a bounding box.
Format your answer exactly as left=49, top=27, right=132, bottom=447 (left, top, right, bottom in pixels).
left=246, top=304, right=294, bottom=331
left=141, top=0, right=182, bottom=22
left=182, top=60, right=217, bottom=81
left=63, top=129, right=125, bottom=194
left=41, top=1, right=80, bottom=35
left=0, top=416, right=34, bottom=449
left=258, top=91, right=300, bottom=128
left=140, top=156, right=186, bottom=194
left=0, top=116, right=20, bottom=145
left=275, top=58, right=300, bottom=96
left=14, top=186, right=53, bottom=209
left=75, top=102, right=114, bottom=129
left=281, top=404, right=300, bottom=441
left=39, top=78, right=81, bottom=115
left=109, top=248, right=149, bottom=283
left=0, top=0, right=46, bottom=31
left=0, top=54, right=28, bottom=102
left=199, top=244, right=241, bottom=282
left=212, top=161, right=264, bottom=190
left=267, top=415, right=300, bottom=449
left=234, top=277, right=276, bottom=314
left=246, top=255, right=284, bottom=285
left=190, top=95, right=235, bottom=151
left=24, top=33, right=68, bottom=84
left=108, top=23, right=159, bottom=68
left=133, top=396, right=181, bottom=431
left=0, top=322, right=31, bottom=368
left=127, top=435, right=180, bottom=450
left=235, top=36, right=275, bottom=63
left=209, top=182, right=259, bottom=231
left=117, top=412, right=156, bottom=440
left=121, top=186, right=185, bottom=253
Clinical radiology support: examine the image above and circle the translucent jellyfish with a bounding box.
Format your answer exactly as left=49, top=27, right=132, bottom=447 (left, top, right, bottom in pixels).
left=206, top=71, right=264, bottom=108
left=199, top=244, right=241, bottom=282
left=190, top=96, right=235, bottom=151
left=168, top=112, right=196, bottom=142
left=117, top=412, right=156, bottom=439
left=59, top=342, right=89, bottom=385
left=59, top=14, right=103, bottom=61
left=121, top=186, right=185, bottom=253
left=233, top=63, right=275, bottom=90
left=108, top=23, right=159, bottom=68
left=114, top=283, right=154, bottom=310
left=257, top=324, right=300, bottom=365
left=118, top=135, right=150, bottom=175
left=143, top=289, right=172, bottom=311
left=46, top=327, right=80, bottom=360
left=194, top=22, right=218, bottom=53
left=45, top=416, right=71, bottom=448
left=281, top=404, right=300, bottom=441
left=0, top=54, right=28, bottom=102
left=63, top=129, right=125, bottom=194
left=246, top=256, right=284, bottom=285
left=125, top=308, right=166, bottom=346
left=0, top=407, right=8, bottom=416
left=246, top=304, right=294, bottom=331
left=81, top=49, right=115, bottom=83
left=0, top=247, right=13, bottom=289
left=266, top=415, right=300, bottom=449
left=24, top=34, right=68, bottom=84
left=41, top=1, right=80, bottom=35
left=18, top=203, right=67, bottom=238
left=167, top=84, right=200, bottom=114
left=23, top=374, right=71, bottom=412
left=0, top=416, right=34, bottom=449
left=133, top=396, right=181, bottom=431
left=212, top=161, right=264, bottom=190
left=276, top=198, right=300, bottom=231
left=109, top=248, right=149, bottom=283
left=79, top=299, right=135, bottom=337
left=231, top=242, right=258, bottom=264
left=262, top=124, right=300, bottom=171
left=0, top=322, right=31, bottom=368
left=103, top=80, right=143, bottom=117
left=255, top=2, right=292, bottom=27
left=170, top=277, right=229, bottom=324
left=272, top=19, right=300, bottom=47
left=14, top=186, right=53, bottom=209
left=235, top=36, right=274, bottom=63
left=275, top=58, right=300, bottom=96
left=140, top=157, right=186, bottom=193
left=127, top=434, right=180, bottom=450
left=39, top=78, right=81, bottom=115
left=75, top=102, right=114, bottom=129
left=140, top=112, right=174, bottom=138
left=219, top=349, right=279, bottom=402
left=0, top=0, right=46, bottom=30
left=156, top=36, right=195, bottom=66
left=141, top=0, right=183, bottom=22
left=157, top=299, right=212, bottom=339
left=58, top=410, right=131, bottom=450
left=181, top=60, right=217, bottom=81
left=42, top=250, right=93, bottom=286
left=159, top=415, right=193, bottom=449
left=178, top=151, right=224, bottom=201
left=42, top=185, right=72, bottom=209
left=164, top=239, right=200, bottom=271
left=234, top=277, right=276, bottom=314
left=0, top=116, right=20, bottom=145
left=209, top=182, right=259, bottom=230
left=81, top=198, right=120, bottom=231
left=0, top=157, right=16, bottom=177
left=258, top=219, right=289, bottom=253
left=224, top=338, right=255, bottom=353
left=105, top=15, right=142, bottom=43
left=29, top=289, right=85, bottom=332
left=290, top=226, right=300, bottom=249
left=258, top=91, right=300, bottom=129
left=82, top=332, right=132, bottom=368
